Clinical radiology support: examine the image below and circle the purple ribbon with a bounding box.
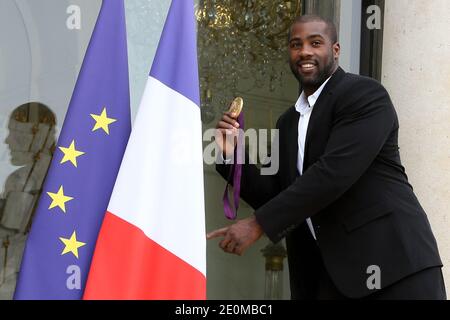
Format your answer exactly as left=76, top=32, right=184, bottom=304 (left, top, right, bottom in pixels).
left=223, top=112, right=244, bottom=220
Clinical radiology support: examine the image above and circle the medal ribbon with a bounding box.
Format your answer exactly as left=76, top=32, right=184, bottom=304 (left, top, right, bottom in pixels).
left=223, top=112, right=244, bottom=220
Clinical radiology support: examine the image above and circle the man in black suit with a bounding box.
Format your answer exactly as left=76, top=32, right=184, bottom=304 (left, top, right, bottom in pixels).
left=207, top=15, right=446, bottom=300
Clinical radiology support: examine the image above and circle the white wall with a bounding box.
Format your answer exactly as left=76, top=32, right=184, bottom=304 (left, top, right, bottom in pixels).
left=382, top=0, right=450, bottom=296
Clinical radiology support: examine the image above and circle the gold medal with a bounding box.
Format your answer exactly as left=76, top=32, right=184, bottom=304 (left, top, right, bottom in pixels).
left=228, top=97, right=244, bottom=118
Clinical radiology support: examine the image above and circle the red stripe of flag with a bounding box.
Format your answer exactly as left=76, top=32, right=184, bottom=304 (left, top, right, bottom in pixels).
left=83, top=212, right=206, bottom=300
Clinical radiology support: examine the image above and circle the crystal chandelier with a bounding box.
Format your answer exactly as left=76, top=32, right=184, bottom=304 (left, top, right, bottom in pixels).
left=196, top=0, right=302, bottom=124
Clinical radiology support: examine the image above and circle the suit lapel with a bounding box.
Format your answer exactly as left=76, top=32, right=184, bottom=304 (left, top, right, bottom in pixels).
left=287, top=110, right=300, bottom=182
left=303, top=68, right=346, bottom=169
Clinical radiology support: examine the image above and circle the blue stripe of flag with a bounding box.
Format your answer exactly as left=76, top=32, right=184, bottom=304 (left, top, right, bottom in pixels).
left=149, top=0, right=200, bottom=107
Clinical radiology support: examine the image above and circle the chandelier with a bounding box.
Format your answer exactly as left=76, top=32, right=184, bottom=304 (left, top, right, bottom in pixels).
left=196, top=0, right=302, bottom=124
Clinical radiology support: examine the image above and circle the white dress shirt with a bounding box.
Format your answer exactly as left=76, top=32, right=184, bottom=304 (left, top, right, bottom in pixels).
left=295, top=77, right=331, bottom=240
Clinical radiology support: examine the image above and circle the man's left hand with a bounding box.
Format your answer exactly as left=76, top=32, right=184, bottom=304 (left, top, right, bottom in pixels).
left=207, top=216, right=264, bottom=256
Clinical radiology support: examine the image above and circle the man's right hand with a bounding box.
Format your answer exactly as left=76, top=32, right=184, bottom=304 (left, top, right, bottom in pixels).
left=215, top=111, right=240, bottom=160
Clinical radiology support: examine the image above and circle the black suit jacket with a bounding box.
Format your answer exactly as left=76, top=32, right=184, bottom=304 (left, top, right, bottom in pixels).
left=217, top=68, right=443, bottom=299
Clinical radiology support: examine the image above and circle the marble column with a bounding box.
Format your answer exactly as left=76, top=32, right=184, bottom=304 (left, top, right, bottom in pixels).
left=382, top=0, right=450, bottom=295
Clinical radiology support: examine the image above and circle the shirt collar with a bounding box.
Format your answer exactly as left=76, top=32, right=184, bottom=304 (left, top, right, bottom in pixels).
left=295, top=76, right=332, bottom=115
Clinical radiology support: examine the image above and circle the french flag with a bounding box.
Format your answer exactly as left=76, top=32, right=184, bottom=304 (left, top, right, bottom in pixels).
left=83, top=0, right=206, bottom=299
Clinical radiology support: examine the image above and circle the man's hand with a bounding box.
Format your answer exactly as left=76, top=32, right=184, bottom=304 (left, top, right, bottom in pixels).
left=207, top=216, right=264, bottom=256
left=215, top=112, right=240, bottom=159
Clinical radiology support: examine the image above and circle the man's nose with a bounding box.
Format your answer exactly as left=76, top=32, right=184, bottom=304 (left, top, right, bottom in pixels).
left=299, top=45, right=313, bottom=59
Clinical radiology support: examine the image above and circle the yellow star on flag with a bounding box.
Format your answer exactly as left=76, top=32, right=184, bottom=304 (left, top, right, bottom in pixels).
left=90, top=107, right=117, bottom=135
left=59, top=231, right=86, bottom=259
left=59, top=140, right=85, bottom=167
left=47, top=186, right=74, bottom=213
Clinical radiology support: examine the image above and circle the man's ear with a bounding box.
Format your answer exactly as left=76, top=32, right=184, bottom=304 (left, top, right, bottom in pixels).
left=333, top=42, right=341, bottom=60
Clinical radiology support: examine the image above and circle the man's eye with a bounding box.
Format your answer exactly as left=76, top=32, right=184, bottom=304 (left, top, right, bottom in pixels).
left=312, top=41, right=321, bottom=47
left=291, top=42, right=301, bottom=49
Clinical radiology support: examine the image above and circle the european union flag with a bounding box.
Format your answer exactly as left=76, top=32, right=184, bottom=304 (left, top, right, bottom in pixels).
left=14, top=0, right=131, bottom=299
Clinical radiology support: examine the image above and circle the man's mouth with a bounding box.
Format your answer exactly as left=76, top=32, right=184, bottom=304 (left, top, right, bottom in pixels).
left=298, top=61, right=318, bottom=72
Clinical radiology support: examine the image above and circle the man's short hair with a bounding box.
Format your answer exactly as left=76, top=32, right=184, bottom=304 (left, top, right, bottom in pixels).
left=288, top=15, right=338, bottom=44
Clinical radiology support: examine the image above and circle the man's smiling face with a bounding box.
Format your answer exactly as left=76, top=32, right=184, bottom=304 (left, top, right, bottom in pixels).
left=288, top=20, right=340, bottom=91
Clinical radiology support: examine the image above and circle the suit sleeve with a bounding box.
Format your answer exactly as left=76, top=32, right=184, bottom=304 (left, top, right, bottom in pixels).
left=255, top=79, right=397, bottom=243
left=216, top=123, right=281, bottom=210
